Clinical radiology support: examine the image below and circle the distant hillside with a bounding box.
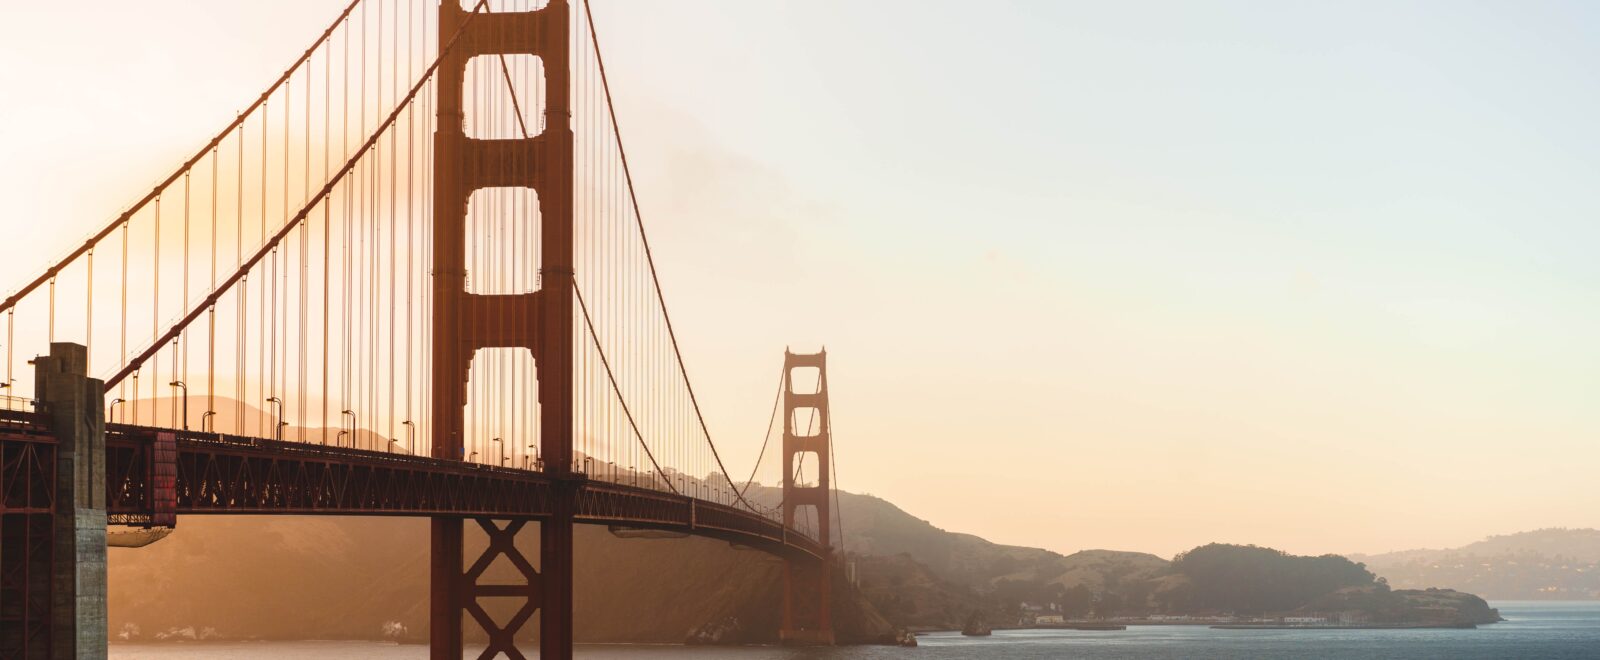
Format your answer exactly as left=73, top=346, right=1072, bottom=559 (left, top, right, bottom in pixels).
left=108, top=488, right=1504, bottom=642
left=1353, top=529, right=1600, bottom=600
left=828, top=490, right=1096, bottom=586
left=108, top=488, right=1046, bottom=641
left=812, top=493, right=1496, bottom=627
left=109, top=516, right=895, bottom=644
left=1359, top=528, right=1600, bottom=564
left=1162, top=544, right=1378, bottom=613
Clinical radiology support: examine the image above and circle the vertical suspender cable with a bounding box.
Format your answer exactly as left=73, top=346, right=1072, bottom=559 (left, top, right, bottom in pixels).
left=582, top=1, right=757, bottom=510
left=209, top=147, right=218, bottom=428
left=151, top=194, right=160, bottom=425
left=388, top=0, right=399, bottom=446
left=260, top=99, right=270, bottom=435
left=301, top=56, right=312, bottom=442
left=120, top=219, right=128, bottom=419
left=85, top=251, right=94, bottom=374
left=237, top=123, right=246, bottom=433
left=323, top=33, right=333, bottom=445
left=181, top=172, right=191, bottom=427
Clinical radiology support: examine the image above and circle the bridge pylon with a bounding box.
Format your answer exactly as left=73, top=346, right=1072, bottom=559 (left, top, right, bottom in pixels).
left=0, top=343, right=108, bottom=660
left=779, top=349, right=835, bottom=645
left=431, top=1, right=574, bottom=658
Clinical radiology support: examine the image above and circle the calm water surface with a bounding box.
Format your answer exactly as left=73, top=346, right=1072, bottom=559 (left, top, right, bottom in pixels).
left=109, top=601, right=1600, bottom=659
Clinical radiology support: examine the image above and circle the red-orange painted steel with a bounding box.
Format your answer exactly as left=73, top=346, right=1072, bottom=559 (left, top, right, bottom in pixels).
left=151, top=432, right=177, bottom=527
left=431, top=0, right=576, bottom=656
left=95, top=425, right=824, bottom=562
left=781, top=350, right=835, bottom=644
left=0, top=416, right=57, bottom=659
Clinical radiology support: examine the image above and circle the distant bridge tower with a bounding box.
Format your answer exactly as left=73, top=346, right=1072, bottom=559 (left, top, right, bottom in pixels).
left=780, top=349, right=834, bottom=645
left=431, top=1, right=574, bottom=658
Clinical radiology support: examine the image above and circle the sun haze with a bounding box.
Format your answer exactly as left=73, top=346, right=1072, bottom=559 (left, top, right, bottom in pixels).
left=2, top=0, right=1598, bottom=561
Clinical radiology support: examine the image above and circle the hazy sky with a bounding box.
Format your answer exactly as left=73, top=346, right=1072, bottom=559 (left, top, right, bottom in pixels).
left=2, top=1, right=1598, bottom=558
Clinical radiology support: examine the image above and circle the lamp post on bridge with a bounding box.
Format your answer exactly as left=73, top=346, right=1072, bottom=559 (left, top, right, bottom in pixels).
left=201, top=410, right=216, bottom=433
left=341, top=409, right=356, bottom=448
left=168, top=381, right=188, bottom=430
left=108, top=397, right=125, bottom=423
left=403, top=420, right=415, bottom=454
left=266, top=397, right=284, bottom=441
left=492, top=438, right=503, bottom=467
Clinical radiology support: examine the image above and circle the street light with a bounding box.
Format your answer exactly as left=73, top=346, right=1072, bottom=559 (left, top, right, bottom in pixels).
left=492, top=438, right=504, bottom=467
left=336, top=430, right=349, bottom=446
left=527, top=444, right=541, bottom=471
left=169, top=381, right=188, bottom=430
left=266, top=397, right=283, bottom=440
left=200, top=410, right=216, bottom=433
left=341, top=410, right=356, bottom=448
left=388, top=438, right=399, bottom=453
left=402, top=420, right=415, bottom=455
left=108, top=397, right=126, bottom=423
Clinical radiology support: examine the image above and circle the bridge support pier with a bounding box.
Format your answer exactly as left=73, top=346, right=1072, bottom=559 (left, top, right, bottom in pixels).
left=779, top=350, right=834, bottom=646
left=34, top=343, right=107, bottom=660
left=429, top=519, right=464, bottom=655
left=430, top=513, right=570, bottom=659
left=430, top=0, right=575, bottom=657
left=540, top=497, right=574, bottom=657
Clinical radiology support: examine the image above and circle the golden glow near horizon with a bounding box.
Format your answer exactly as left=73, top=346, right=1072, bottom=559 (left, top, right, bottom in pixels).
left=3, top=1, right=1599, bottom=559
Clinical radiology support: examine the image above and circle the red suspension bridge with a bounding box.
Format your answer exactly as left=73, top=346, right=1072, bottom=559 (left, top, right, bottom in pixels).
left=0, top=2, right=843, bottom=658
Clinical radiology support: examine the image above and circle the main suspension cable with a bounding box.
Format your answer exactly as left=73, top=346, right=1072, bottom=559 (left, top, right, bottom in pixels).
left=739, top=363, right=785, bottom=498
left=582, top=0, right=757, bottom=512
left=104, top=0, right=496, bottom=392
left=573, top=279, right=678, bottom=495
left=0, top=0, right=365, bottom=317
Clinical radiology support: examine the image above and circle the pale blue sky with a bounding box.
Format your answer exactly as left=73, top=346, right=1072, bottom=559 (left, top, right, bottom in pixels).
left=1, top=1, right=1597, bottom=556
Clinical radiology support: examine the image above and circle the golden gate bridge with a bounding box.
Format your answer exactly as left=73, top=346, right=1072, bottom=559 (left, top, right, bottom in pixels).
left=0, top=1, right=842, bottom=658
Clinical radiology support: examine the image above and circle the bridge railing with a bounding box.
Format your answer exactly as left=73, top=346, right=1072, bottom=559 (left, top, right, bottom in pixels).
left=95, top=421, right=822, bottom=558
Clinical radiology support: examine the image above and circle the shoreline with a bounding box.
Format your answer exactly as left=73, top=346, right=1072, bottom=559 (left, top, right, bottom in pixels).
left=922, top=620, right=1490, bottom=634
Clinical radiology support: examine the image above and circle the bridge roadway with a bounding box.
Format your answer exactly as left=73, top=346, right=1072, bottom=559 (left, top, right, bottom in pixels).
left=0, top=410, right=824, bottom=563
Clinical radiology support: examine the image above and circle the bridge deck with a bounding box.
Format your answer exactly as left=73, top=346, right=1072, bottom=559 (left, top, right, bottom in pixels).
left=0, top=410, right=824, bottom=562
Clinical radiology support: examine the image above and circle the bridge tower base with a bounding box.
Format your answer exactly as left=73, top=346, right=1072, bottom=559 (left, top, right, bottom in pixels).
left=8, top=343, right=108, bottom=660
left=779, top=349, right=834, bottom=646
left=430, top=1, right=575, bottom=658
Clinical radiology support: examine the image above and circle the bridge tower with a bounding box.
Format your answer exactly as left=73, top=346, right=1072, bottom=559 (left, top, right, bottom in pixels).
left=0, top=343, right=108, bottom=660
left=431, top=1, right=574, bottom=658
left=780, top=349, right=835, bottom=645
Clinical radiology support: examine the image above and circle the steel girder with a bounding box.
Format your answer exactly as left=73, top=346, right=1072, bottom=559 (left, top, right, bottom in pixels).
left=98, top=424, right=824, bottom=562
